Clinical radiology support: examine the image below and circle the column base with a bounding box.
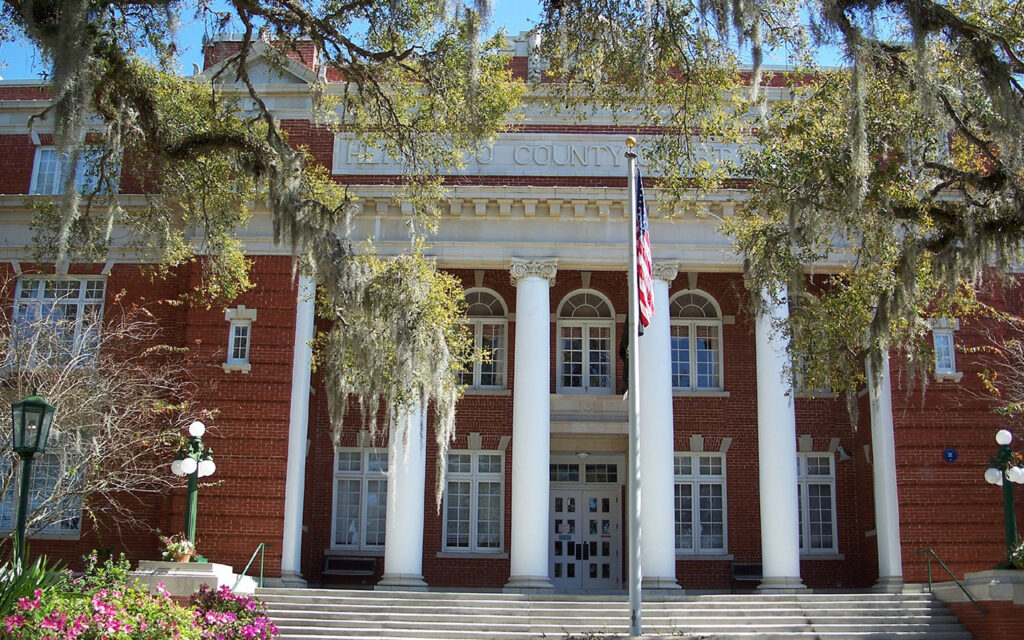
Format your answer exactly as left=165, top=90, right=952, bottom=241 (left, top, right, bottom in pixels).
left=376, top=573, right=428, bottom=591
left=758, top=576, right=807, bottom=592
left=503, top=575, right=554, bottom=592
left=873, top=576, right=905, bottom=592
left=278, top=571, right=308, bottom=588
left=642, top=576, right=682, bottom=592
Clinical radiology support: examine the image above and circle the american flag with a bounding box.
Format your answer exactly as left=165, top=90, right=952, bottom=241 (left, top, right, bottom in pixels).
left=636, top=171, right=654, bottom=329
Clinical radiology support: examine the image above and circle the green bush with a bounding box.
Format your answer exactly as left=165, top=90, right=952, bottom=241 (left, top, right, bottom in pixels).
left=0, top=554, right=67, bottom=618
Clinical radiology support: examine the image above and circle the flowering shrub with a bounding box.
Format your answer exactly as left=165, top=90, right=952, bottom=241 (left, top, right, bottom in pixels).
left=80, top=550, right=133, bottom=591
left=4, top=583, right=201, bottom=640
left=191, top=584, right=278, bottom=640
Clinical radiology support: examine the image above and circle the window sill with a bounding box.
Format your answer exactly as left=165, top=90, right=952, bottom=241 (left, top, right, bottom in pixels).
left=676, top=553, right=734, bottom=561
left=801, top=553, right=845, bottom=561
left=673, top=391, right=730, bottom=398
left=461, top=389, right=511, bottom=396
left=222, top=362, right=251, bottom=374
left=435, top=551, right=508, bottom=559
left=1, top=531, right=81, bottom=541
left=325, top=548, right=384, bottom=557
left=934, top=372, right=963, bottom=383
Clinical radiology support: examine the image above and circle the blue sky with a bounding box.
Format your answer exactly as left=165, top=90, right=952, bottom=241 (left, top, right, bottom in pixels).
left=0, top=1, right=543, bottom=80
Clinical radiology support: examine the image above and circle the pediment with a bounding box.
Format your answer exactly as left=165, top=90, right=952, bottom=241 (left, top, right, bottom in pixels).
left=203, top=41, right=318, bottom=85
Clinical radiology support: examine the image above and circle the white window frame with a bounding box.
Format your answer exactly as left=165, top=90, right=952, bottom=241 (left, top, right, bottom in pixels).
left=442, top=450, right=505, bottom=553
left=330, top=448, right=388, bottom=551
left=223, top=305, right=257, bottom=373
left=30, top=146, right=119, bottom=196
left=670, top=291, right=724, bottom=392
left=13, top=276, right=106, bottom=361
left=0, top=452, right=82, bottom=539
left=673, top=452, right=727, bottom=555
left=929, top=318, right=962, bottom=382
left=556, top=291, right=616, bottom=395
left=797, top=453, right=838, bottom=554
left=459, top=289, right=507, bottom=390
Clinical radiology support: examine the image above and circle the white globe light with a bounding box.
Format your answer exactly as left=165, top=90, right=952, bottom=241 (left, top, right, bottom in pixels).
left=985, top=467, right=1003, bottom=485
left=198, top=459, right=216, bottom=478
left=996, top=429, right=1013, bottom=446
left=1009, top=466, right=1024, bottom=484
left=171, top=459, right=184, bottom=476
left=188, top=421, right=206, bottom=438
left=180, top=457, right=198, bottom=475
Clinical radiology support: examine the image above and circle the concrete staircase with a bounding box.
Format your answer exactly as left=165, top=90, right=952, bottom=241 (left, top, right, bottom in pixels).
left=257, top=588, right=974, bottom=639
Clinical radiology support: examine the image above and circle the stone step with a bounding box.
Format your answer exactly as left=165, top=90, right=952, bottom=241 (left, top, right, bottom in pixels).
left=268, top=611, right=959, bottom=625
left=264, top=600, right=949, bottom=612
left=258, top=587, right=935, bottom=601
left=273, top=631, right=972, bottom=640
left=258, top=590, right=972, bottom=640
left=272, top=620, right=964, bottom=633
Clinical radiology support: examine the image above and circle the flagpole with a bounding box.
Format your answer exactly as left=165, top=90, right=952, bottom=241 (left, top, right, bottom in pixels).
left=625, top=137, right=643, bottom=638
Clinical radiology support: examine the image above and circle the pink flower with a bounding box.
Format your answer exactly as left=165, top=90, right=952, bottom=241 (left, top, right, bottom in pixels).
left=5, top=614, right=26, bottom=632
left=41, top=609, right=67, bottom=631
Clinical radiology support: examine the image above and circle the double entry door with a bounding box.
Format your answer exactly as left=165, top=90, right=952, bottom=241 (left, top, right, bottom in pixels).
left=550, top=486, right=622, bottom=591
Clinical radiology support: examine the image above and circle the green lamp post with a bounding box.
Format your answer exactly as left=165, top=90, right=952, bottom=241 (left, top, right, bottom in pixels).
left=10, top=394, right=56, bottom=567
left=984, top=429, right=1024, bottom=567
left=171, top=421, right=215, bottom=546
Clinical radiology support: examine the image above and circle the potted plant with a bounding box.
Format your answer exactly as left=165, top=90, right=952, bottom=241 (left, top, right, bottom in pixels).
left=160, top=533, right=196, bottom=563
left=1011, top=539, right=1024, bottom=570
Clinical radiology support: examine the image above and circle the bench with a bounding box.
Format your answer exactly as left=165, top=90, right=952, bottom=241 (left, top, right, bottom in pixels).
left=323, top=556, right=378, bottom=577
left=730, top=562, right=763, bottom=592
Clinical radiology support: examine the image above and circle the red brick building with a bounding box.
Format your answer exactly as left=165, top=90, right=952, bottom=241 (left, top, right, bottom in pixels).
left=0, top=33, right=1017, bottom=593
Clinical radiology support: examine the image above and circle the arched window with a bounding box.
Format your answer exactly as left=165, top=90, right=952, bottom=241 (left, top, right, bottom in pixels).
left=670, top=291, right=723, bottom=391
left=459, top=289, right=507, bottom=389
left=557, top=291, right=615, bottom=394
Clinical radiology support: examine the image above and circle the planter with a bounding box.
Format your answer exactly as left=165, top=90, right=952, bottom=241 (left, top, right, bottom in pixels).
left=173, top=553, right=193, bottom=563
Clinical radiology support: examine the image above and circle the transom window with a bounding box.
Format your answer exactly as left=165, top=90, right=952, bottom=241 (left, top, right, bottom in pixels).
left=557, top=291, right=615, bottom=394
left=797, top=453, right=837, bottom=553
left=332, top=449, right=388, bottom=549
left=443, top=451, right=504, bottom=552
left=458, top=290, right=507, bottom=389
left=13, top=277, right=105, bottom=359
left=670, top=291, right=722, bottom=391
left=674, top=453, right=726, bottom=554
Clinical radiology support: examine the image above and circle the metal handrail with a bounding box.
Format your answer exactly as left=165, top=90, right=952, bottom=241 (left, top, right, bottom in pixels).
left=913, top=548, right=986, bottom=615
left=232, top=542, right=269, bottom=593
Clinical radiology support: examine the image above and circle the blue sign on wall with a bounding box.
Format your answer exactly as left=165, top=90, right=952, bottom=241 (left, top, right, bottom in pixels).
left=943, top=448, right=958, bottom=463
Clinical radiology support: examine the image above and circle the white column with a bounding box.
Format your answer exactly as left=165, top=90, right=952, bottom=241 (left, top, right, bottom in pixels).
left=378, top=402, right=429, bottom=588
left=639, top=264, right=681, bottom=590
left=754, top=286, right=805, bottom=590
left=505, top=259, right=557, bottom=591
left=280, top=274, right=315, bottom=586
left=866, top=351, right=904, bottom=591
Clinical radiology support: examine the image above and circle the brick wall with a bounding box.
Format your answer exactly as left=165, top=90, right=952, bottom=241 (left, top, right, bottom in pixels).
left=947, top=600, right=1024, bottom=640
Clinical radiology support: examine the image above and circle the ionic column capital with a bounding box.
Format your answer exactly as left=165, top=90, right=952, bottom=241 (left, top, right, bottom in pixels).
left=509, top=259, right=558, bottom=287
left=652, top=262, right=679, bottom=283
